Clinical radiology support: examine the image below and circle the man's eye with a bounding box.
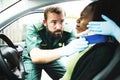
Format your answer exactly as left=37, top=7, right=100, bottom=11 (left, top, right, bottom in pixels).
left=52, top=21, right=56, bottom=24
left=61, top=20, right=64, bottom=24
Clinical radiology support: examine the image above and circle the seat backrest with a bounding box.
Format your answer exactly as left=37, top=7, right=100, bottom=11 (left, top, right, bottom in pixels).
left=70, top=42, right=118, bottom=80
left=93, top=44, right=120, bottom=80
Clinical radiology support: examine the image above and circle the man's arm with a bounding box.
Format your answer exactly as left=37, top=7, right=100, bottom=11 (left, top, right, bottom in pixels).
left=30, top=48, right=61, bottom=64
left=30, top=38, right=88, bottom=64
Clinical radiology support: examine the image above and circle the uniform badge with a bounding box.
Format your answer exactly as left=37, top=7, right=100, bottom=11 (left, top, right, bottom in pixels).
left=58, top=43, right=62, bottom=47
left=41, top=43, right=47, bottom=46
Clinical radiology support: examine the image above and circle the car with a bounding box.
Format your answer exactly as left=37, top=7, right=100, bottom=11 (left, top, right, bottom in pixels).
left=0, top=0, right=120, bottom=80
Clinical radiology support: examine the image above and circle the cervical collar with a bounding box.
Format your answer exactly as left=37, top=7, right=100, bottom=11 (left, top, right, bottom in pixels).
left=76, top=29, right=107, bottom=44
left=84, top=34, right=107, bottom=44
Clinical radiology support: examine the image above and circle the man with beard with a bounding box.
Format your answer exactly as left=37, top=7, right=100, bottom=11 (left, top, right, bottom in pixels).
left=22, top=6, right=88, bottom=80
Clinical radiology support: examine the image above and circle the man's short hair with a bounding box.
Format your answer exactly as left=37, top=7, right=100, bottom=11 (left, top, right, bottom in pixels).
left=44, top=6, right=65, bottom=20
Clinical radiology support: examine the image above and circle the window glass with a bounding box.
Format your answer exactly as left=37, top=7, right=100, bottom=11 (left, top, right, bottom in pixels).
left=0, top=12, right=44, bottom=45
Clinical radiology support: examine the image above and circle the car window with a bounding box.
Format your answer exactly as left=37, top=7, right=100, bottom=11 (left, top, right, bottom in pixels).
left=0, top=12, right=44, bottom=45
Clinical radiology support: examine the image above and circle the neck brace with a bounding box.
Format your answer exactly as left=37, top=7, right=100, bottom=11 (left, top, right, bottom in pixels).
left=84, top=34, right=107, bottom=44
left=76, top=29, right=107, bottom=44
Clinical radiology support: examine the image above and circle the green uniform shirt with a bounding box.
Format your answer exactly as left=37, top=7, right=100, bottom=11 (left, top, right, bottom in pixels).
left=22, top=22, right=76, bottom=58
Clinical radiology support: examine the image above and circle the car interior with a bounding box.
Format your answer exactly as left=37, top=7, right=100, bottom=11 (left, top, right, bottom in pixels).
left=0, top=0, right=120, bottom=80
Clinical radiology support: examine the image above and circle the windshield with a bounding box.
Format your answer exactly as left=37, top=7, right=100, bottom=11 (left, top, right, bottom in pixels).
left=0, top=0, right=21, bottom=13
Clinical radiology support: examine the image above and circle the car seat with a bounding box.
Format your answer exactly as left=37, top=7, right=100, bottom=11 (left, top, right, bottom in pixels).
left=93, top=44, right=120, bottom=80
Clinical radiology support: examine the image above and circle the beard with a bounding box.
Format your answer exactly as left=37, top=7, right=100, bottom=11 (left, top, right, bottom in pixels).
left=47, top=29, right=63, bottom=39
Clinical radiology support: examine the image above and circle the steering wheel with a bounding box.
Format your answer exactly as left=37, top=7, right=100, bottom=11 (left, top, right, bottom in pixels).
left=0, top=34, right=22, bottom=80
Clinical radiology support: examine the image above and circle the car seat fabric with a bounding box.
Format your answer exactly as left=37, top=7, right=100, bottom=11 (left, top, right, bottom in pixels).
left=70, top=42, right=118, bottom=80
left=93, top=44, right=120, bottom=80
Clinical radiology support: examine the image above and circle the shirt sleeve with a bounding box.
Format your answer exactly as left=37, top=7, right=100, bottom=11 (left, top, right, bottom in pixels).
left=25, top=24, right=42, bottom=53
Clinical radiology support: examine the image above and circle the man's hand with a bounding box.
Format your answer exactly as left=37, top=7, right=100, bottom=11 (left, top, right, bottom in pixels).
left=60, top=38, right=88, bottom=57
left=87, top=14, right=120, bottom=41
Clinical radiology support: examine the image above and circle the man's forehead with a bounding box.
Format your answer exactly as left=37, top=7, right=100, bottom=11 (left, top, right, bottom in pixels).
left=47, top=12, right=65, bottom=20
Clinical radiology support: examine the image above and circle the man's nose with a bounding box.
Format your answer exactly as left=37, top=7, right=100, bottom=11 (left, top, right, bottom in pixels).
left=76, top=18, right=80, bottom=23
left=56, top=23, right=62, bottom=29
